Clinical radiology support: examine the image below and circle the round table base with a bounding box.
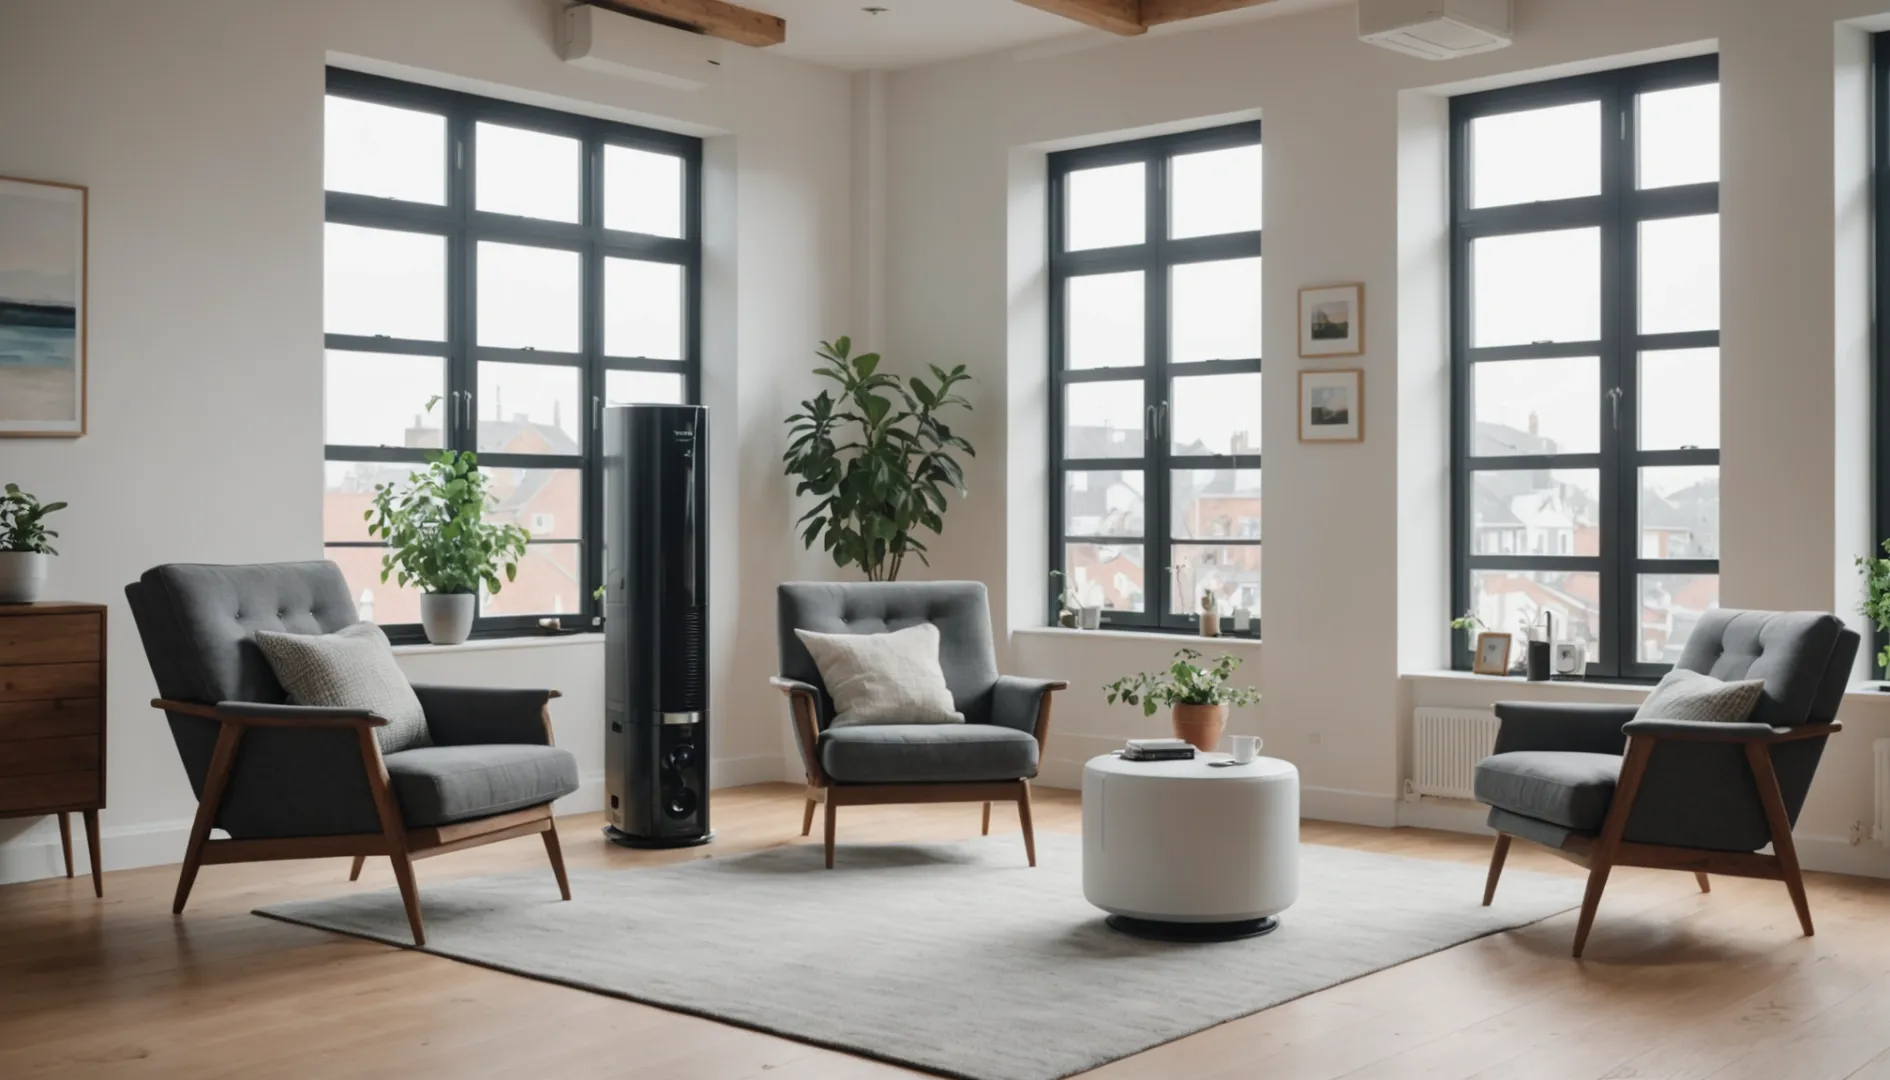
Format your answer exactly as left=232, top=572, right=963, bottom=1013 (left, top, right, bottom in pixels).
left=1104, top=914, right=1280, bottom=942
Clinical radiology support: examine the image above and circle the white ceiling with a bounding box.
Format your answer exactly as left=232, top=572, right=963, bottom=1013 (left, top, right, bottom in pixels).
left=750, top=0, right=1351, bottom=72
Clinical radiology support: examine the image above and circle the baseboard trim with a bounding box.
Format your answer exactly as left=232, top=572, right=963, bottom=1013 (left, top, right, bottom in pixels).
left=1300, top=786, right=1399, bottom=828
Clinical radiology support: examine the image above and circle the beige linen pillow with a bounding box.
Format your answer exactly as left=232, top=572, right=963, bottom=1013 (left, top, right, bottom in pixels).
left=793, top=623, right=964, bottom=728
left=1633, top=668, right=1766, bottom=725
left=255, top=621, right=432, bottom=753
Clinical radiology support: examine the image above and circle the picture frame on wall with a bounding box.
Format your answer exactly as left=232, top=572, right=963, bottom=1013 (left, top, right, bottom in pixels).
left=1298, top=282, right=1364, bottom=358
left=1473, top=632, right=1514, bottom=676
left=1297, top=368, right=1363, bottom=443
left=0, top=176, right=87, bottom=438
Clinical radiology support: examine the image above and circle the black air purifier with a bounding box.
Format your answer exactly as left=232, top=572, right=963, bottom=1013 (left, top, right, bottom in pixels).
left=602, top=404, right=712, bottom=848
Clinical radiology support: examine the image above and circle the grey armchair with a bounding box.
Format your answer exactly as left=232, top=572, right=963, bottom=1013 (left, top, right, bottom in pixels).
left=126, top=562, right=579, bottom=945
left=772, top=581, right=1067, bottom=868
left=1475, top=609, right=1858, bottom=957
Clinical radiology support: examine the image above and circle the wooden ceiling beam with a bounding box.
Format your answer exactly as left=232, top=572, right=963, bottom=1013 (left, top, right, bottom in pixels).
left=1139, top=0, right=1282, bottom=27
left=581, top=0, right=786, bottom=49
left=1015, top=0, right=1146, bottom=37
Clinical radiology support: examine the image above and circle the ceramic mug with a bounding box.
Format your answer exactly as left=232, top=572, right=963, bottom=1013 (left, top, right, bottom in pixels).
left=1230, top=735, right=1262, bottom=764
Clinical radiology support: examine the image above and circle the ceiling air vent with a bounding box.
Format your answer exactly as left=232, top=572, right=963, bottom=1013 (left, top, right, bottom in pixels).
left=1359, top=0, right=1512, bottom=61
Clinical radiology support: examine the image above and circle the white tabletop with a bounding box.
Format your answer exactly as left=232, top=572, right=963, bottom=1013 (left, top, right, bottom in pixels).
left=1085, top=752, right=1297, bottom=782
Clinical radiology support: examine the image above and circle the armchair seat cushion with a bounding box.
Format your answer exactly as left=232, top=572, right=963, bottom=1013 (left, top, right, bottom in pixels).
left=819, top=724, right=1038, bottom=784
left=1473, top=750, right=1622, bottom=833
left=384, top=744, right=579, bottom=827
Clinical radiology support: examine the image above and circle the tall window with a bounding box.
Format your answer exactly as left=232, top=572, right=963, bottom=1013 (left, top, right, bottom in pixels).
left=1451, top=56, right=1720, bottom=679
left=1047, top=122, right=1263, bottom=632
left=321, top=69, right=700, bottom=642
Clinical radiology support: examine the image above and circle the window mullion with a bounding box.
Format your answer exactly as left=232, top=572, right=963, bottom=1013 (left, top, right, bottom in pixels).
left=1148, top=152, right=1174, bottom=628
left=1603, top=80, right=1637, bottom=679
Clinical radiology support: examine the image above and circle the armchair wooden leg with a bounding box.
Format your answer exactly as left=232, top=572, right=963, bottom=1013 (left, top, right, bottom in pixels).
left=1017, top=781, right=1037, bottom=868
left=981, top=802, right=991, bottom=836
left=801, top=796, right=817, bottom=837
left=1573, top=736, right=1654, bottom=958
left=82, top=809, right=101, bottom=898
left=1747, top=741, right=1814, bottom=937
left=57, top=813, right=73, bottom=878
left=357, top=727, right=424, bottom=946
left=388, top=852, right=426, bottom=947
left=1695, top=872, right=1711, bottom=894
left=823, top=800, right=837, bottom=870
left=175, top=723, right=245, bottom=915
left=1482, top=833, right=1511, bottom=906
left=349, top=855, right=367, bottom=882
left=542, top=822, right=572, bottom=901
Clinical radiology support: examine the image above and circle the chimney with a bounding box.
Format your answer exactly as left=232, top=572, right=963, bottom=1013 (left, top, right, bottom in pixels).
left=1527, top=410, right=1539, bottom=436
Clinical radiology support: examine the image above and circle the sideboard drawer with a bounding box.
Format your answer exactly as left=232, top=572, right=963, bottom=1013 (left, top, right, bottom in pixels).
left=0, top=663, right=102, bottom=703
left=0, top=698, right=102, bottom=740
left=0, top=614, right=102, bottom=665
left=0, top=736, right=99, bottom=778
left=0, top=770, right=99, bottom=813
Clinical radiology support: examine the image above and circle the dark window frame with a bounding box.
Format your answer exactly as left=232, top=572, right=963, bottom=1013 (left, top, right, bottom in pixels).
left=322, top=67, right=702, bottom=643
left=1449, top=55, right=1720, bottom=680
left=1047, top=121, right=1263, bottom=634
left=1874, top=33, right=1890, bottom=676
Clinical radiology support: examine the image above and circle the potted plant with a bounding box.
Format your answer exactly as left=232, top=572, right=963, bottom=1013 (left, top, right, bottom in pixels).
left=1858, top=540, right=1890, bottom=679
left=0, top=484, right=66, bottom=604
left=366, top=449, right=530, bottom=645
left=1102, top=647, right=1262, bottom=752
left=783, top=337, right=975, bottom=581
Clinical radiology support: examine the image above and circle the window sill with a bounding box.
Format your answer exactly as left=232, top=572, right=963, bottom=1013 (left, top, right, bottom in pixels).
left=391, top=633, right=603, bottom=657
left=1014, top=626, right=1262, bottom=648
left=1400, top=670, right=1652, bottom=696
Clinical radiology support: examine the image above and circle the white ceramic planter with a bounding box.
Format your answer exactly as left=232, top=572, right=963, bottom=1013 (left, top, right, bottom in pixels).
left=1077, top=605, right=1103, bottom=630
left=0, top=552, right=49, bottom=604
left=419, top=592, right=475, bottom=645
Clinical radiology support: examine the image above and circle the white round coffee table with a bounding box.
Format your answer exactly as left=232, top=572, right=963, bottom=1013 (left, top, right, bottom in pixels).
left=1082, top=751, right=1300, bottom=941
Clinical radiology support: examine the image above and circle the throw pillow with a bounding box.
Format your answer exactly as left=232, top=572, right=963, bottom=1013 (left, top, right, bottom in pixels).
left=1633, top=668, right=1766, bottom=726
left=255, top=622, right=432, bottom=753
left=793, top=623, right=964, bottom=728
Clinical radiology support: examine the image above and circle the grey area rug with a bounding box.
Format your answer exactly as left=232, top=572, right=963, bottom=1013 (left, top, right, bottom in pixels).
left=257, top=834, right=1580, bottom=1080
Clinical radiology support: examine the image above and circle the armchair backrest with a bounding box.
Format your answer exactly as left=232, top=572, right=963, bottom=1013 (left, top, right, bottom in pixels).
left=1674, top=609, right=1859, bottom=728
left=777, top=581, right=1000, bottom=729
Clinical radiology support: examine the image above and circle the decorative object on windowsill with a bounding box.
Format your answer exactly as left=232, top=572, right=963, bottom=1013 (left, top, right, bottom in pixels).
left=0, top=483, right=66, bottom=603
left=1298, top=282, right=1364, bottom=359
left=366, top=448, right=530, bottom=646
left=1052, top=569, right=1105, bottom=630
left=1552, top=641, right=1587, bottom=678
left=1472, top=631, right=1512, bottom=676
left=1077, top=604, right=1103, bottom=630
left=1232, top=605, right=1253, bottom=634
left=783, top=336, right=974, bottom=582
left=0, top=176, right=88, bottom=438
left=1051, top=570, right=1076, bottom=627
left=1298, top=368, right=1364, bottom=443
left=1199, top=589, right=1220, bottom=638
left=1102, top=647, right=1262, bottom=753
left=1856, top=539, right=1890, bottom=684
left=1525, top=611, right=1554, bottom=682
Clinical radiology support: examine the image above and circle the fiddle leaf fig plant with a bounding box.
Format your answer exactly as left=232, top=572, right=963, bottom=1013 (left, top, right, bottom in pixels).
left=783, top=336, right=975, bottom=581
left=0, top=484, right=66, bottom=555
left=1102, top=648, right=1262, bottom=718
left=365, top=450, right=529, bottom=596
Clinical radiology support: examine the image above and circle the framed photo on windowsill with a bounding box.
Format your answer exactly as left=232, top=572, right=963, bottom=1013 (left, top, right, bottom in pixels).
left=1298, top=283, right=1363, bottom=358
left=1297, top=368, right=1363, bottom=443
left=1473, top=632, right=1514, bottom=676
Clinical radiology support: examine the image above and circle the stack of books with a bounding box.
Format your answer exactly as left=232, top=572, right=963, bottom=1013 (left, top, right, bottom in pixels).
left=1121, top=738, right=1196, bottom=762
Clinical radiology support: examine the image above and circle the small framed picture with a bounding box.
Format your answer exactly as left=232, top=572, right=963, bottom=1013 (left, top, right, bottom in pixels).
left=1299, top=283, right=1363, bottom=358
left=1473, top=632, right=1513, bottom=676
left=0, top=176, right=88, bottom=437
left=1298, top=368, right=1363, bottom=443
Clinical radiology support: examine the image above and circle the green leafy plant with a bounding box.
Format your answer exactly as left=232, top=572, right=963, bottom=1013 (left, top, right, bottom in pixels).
left=1102, top=648, right=1262, bottom=717
left=366, top=450, right=529, bottom=596
left=1858, top=540, right=1890, bottom=669
left=1449, top=609, right=1485, bottom=633
left=783, top=337, right=975, bottom=581
left=0, top=484, right=66, bottom=555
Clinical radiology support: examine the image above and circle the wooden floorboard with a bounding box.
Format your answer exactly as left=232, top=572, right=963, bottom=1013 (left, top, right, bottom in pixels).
left=2, top=782, right=1889, bottom=1079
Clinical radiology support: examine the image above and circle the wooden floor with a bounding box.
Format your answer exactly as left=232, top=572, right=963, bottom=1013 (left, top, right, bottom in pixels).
left=4, top=784, right=1890, bottom=1079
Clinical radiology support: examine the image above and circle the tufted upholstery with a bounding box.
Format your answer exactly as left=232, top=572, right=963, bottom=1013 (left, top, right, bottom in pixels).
left=1674, top=609, right=1849, bottom=728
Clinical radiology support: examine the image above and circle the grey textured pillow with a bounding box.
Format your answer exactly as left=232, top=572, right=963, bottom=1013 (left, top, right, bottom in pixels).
left=794, top=623, right=964, bottom=728
left=1634, top=668, right=1766, bottom=725
left=255, top=622, right=431, bottom=752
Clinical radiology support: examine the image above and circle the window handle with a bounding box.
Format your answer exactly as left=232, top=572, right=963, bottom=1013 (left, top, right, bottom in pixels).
left=1606, top=386, right=1623, bottom=431
left=1147, top=404, right=1158, bottom=441
left=1157, top=400, right=1168, bottom=439
left=593, top=395, right=603, bottom=432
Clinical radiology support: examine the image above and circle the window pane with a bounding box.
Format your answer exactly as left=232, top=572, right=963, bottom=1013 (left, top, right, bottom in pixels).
left=324, top=96, right=445, bottom=204
left=1171, top=143, right=1262, bottom=238
left=1064, top=469, right=1144, bottom=538
left=1171, top=543, right=1263, bottom=617
left=1170, top=373, right=1260, bottom=456
left=1640, top=348, right=1719, bottom=450
left=1064, top=381, right=1143, bottom=457
left=604, top=145, right=684, bottom=238
left=324, top=224, right=446, bottom=341
left=481, top=542, right=583, bottom=617
left=1171, top=257, right=1262, bottom=362
left=1470, top=101, right=1601, bottom=209
left=324, top=460, right=415, bottom=544
left=1639, top=83, right=1718, bottom=190
left=478, top=362, right=582, bottom=454
left=1065, top=542, right=1146, bottom=613
left=1639, top=214, right=1718, bottom=335
left=1172, top=469, right=1261, bottom=540
left=1640, top=573, right=1719, bottom=664
left=604, top=258, right=684, bottom=359
left=327, top=544, right=423, bottom=627
left=1472, top=228, right=1601, bottom=347
left=1470, top=469, right=1599, bottom=556
left=1470, top=569, right=1601, bottom=657
left=1066, top=163, right=1144, bottom=251
left=485, top=467, right=582, bottom=540
left=1471, top=356, right=1599, bottom=456
left=606, top=369, right=685, bottom=406
left=475, top=122, right=580, bottom=223
left=1067, top=272, right=1144, bottom=370
left=324, top=351, right=443, bottom=449
left=477, top=242, right=581, bottom=352
left=1639, top=465, right=1719, bottom=559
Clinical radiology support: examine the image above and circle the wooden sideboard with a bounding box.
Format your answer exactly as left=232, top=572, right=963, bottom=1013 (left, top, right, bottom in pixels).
left=0, top=602, right=106, bottom=896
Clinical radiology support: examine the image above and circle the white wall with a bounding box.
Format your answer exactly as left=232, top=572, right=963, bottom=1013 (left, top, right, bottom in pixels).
left=0, top=0, right=848, bottom=883
left=878, top=0, right=1890, bottom=872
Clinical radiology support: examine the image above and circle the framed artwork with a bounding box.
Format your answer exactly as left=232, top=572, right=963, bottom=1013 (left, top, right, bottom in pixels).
left=1298, top=283, right=1363, bottom=358
left=1297, top=368, right=1363, bottom=443
left=0, top=176, right=88, bottom=437
left=1473, top=632, right=1513, bottom=676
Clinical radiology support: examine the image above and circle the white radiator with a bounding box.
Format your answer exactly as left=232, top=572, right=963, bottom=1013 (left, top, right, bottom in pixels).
left=1875, top=740, right=1890, bottom=849
left=1411, top=708, right=1500, bottom=801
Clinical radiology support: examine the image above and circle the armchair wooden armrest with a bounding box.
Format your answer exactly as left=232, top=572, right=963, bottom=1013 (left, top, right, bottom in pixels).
left=1621, top=718, right=1842, bottom=744
left=152, top=698, right=388, bottom=729
left=770, top=677, right=827, bottom=787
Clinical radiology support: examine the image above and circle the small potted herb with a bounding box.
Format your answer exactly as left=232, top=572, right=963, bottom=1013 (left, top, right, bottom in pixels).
left=366, top=450, right=530, bottom=645
left=0, top=484, right=66, bottom=604
left=1102, top=648, right=1262, bottom=752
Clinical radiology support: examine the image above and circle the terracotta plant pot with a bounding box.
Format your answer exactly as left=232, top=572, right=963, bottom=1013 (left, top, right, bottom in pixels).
left=1171, top=703, right=1228, bottom=753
